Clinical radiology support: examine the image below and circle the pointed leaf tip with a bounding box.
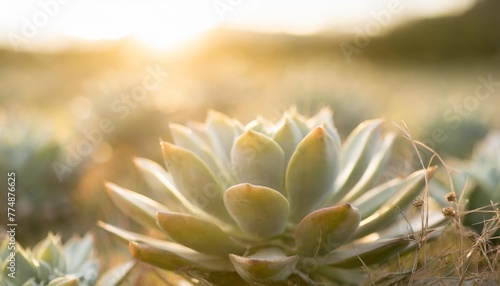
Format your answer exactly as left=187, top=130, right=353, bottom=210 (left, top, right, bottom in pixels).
left=295, top=203, right=360, bottom=257
left=286, top=126, right=339, bottom=222
left=224, top=183, right=290, bottom=238
left=231, top=130, right=285, bottom=192
left=229, top=249, right=299, bottom=283
left=156, top=211, right=245, bottom=257
left=161, top=141, right=232, bottom=224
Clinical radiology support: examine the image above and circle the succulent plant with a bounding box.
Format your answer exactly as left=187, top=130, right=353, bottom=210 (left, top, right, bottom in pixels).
left=0, top=232, right=99, bottom=286
left=0, top=112, right=84, bottom=245
left=432, top=132, right=500, bottom=239
left=99, top=108, right=439, bottom=285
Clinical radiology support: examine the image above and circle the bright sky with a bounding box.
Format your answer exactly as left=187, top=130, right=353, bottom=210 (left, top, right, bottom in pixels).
left=0, top=0, right=475, bottom=51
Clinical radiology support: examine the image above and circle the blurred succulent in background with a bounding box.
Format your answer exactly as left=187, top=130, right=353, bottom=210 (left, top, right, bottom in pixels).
left=0, top=112, right=83, bottom=245
left=0, top=233, right=99, bottom=286
left=99, top=108, right=440, bottom=285
left=433, top=132, right=500, bottom=240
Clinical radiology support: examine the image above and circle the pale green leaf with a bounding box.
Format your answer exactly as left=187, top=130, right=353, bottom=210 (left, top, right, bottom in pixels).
left=273, top=114, right=303, bottom=166
left=286, top=126, right=339, bottom=222
left=34, top=233, right=66, bottom=273
left=307, top=107, right=341, bottom=148
left=205, top=110, right=242, bottom=168
left=156, top=211, right=245, bottom=257
left=231, top=130, right=285, bottom=192
left=332, top=119, right=383, bottom=202
left=98, top=222, right=233, bottom=271
left=321, top=237, right=411, bottom=268
left=134, top=157, right=204, bottom=215
left=352, top=178, right=402, bottom=220
left=63, top=233, right=94, bottom=274
left=161, top=141, right=233, bottom=225
left=224, top=183, right=290, bottom=238
left=106, top=182, right=169, bottom=230
left=352, top=166, right=438, bottom=240
left=129, top=241, right=194, bottom=271
left=229, top=248, right=299, bottom=283
left=170, top=123, right=224, bottom=175
left=295, top=203, right=360, bottom=257
left=341, top=133, right=396, bottom=203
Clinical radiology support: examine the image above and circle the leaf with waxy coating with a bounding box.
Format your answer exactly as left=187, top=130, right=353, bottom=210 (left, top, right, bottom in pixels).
left=332, top=119, right=383, bottom=202
left=106, top=182, right=170, bottom=230
left=47, top=276, right=79, bottom=286
left=34, top=233, right=66, bottom=273
left=98, top=222, right=234, bottom=271
left=229, top=248, right=299, bottom=283
left=352, top=178, right=402, bottom=220
left=307, top=107, right=341, bottom=148
left=341, top=133, right=396, bottom=203
left=231, top=130, right=285, bottom=192
left=205, top=110, right=242, bottom=167
left=156, top=211, right=245, bottom=257
left=170, top=123, right=223, bottom=175
left=63, top=233, right=94, bottom=274
left=161, top=141, right=233, bottom=225
left=321, top=237, right=411, bottom=268
left=134, top=157, right=206, bottom=215
left=273, top=114, right=303, bottom=166
left=295, top=204, right=361, bottom=257
left=129, top=241, right=194, bottom=271
left=286, top=126, right=339, bottom=222
left=224, top=184, right=290, bottom=238
left=352, top=166, right=438, bottom=240
left=1, top=245, right=37, bottom=285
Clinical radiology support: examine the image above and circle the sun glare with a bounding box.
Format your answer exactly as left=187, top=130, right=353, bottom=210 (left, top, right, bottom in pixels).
left=54, top=1, right=217, bottom=50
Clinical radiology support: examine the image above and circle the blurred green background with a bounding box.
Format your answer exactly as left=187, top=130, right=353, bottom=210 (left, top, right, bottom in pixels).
left=0, top=0, right=499, bottom=248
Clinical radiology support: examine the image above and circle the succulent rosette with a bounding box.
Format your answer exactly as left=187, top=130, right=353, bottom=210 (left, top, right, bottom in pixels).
left=99, top=108, right=439, bottom=285
left=0, top=233, right=99, bottom=286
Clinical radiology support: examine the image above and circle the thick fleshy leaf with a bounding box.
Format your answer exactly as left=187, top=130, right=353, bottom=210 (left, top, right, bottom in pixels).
left=205, top=110, right=242, bottom=167
left=295, top=204, right=361, bottom=257
left=332, top=119, right=383, bottom=202
left=170, top=123, right=224, bottom=175
left=231, top=130, right=285, bottom=192
left=96, top=260, right=135, bottom=286
left=321, top=237, right=411, bottom=268
left=106, top=182, right=169, bottom=230
left=287, top=106, right=310, bottom=137
left=34, top=233, right=66, bottom=272
left=161, top=141, right=233, bottom=224
left=63, top=233, right=94, bottom=274
left=47, top=276, right=79, bottom=286
left=273, top=114, right=303, bottom=166
left=156, top=211, right=245, bottom=257
left=286, top=126, right=339, bottom=222
left=229, top=248, right=299, bottom=283
left=341, top=133, right=396, bottom=203
left=245, top=116, right=270, bottom=135
left=352, top=178, right=402, bottom=220
left=352, top=166, right=438, bottom=240
left=224, top=183, right=290, bottom=238
left=134, top=157, right=203, bottom=215
left=307, top=107, right=341, bottom=148
left=98, top=222, right=234, bottom=271
left=129, top=241, right=194, bottom=271
left=1, top=245, right=37, bottom=285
